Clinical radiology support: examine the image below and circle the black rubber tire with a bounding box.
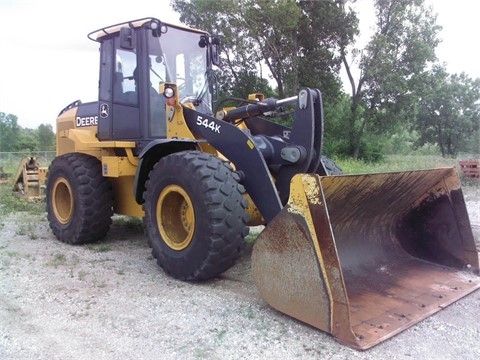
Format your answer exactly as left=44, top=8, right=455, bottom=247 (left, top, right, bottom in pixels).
left=321, top=156, right=343, bottom=175
left=143, top=151, right=249, bottom=281
left=46, top=153, right=114, bottom=244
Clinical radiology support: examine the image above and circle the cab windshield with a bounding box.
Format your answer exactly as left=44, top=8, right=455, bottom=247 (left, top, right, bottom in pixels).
left=147, top=26, right=212, bottom=113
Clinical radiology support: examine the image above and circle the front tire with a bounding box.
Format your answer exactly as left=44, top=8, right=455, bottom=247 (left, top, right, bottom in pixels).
left=46, top=153, right=114, bottom=244
left=143, top=151, right=249, bottom=281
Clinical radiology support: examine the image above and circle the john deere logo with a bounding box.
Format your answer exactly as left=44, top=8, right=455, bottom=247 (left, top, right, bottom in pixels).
left=76, top=116, right=98, bottom=127
left=100, top=103, right=109, bottom=118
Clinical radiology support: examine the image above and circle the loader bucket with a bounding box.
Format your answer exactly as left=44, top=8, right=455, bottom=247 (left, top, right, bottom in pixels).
left=252, top=168, right=479, bottom=350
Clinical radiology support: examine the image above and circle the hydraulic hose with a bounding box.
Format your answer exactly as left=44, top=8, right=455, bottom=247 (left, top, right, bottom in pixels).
left=221, top=96, right=297, bottom=122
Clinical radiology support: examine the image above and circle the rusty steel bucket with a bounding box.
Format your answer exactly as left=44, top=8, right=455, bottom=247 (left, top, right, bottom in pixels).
left=252, top=168, right=480, bottom=350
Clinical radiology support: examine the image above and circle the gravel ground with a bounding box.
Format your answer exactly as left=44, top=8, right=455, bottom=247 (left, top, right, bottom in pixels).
left=0, top=187, right=479, bottom=360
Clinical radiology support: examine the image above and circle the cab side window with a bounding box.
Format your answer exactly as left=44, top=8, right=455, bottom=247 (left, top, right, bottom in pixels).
left=113, top=44, right=138, bottom=105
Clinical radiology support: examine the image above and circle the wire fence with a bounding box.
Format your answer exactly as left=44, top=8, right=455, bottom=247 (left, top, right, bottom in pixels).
left=0, top=151, right=56, bottom=173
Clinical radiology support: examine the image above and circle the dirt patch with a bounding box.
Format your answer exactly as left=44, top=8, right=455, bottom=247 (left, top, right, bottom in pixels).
left=1, top=188, right=479, bottom=360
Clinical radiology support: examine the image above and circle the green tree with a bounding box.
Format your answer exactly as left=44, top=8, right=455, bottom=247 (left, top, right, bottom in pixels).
left=171, top=0, right=262, bottom=101
left=17, top=128, right=39, bottom=153
left=37, top=123, right=56, bottom=151
left=297, top=0, right=358, bottom=103
left=0, top=112, right=20, bottom=152
left=341, top=0, right=441, bottom=159
left=322, top=93, right=355, bottom=155
left=415, top=67, right=480, bottom=157
left=171, top=0, right=355, bottom=103
left=240, top=0, right=302, bottom=98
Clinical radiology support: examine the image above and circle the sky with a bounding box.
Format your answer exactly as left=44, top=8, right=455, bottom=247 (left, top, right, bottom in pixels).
left=0, top=0, right=479, bottom=130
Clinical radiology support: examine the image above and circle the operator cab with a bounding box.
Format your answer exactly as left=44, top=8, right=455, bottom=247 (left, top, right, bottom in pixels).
left=88, top=18, right=219, bottom=145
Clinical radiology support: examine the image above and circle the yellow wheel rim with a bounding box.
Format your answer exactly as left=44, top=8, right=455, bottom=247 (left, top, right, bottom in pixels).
left=52, top=177, right=74, bottom=225
left=157, top=185, right=195, bottom=251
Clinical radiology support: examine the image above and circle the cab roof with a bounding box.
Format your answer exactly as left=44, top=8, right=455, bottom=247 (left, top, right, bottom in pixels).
left=87, top=17, right=208, bottom=42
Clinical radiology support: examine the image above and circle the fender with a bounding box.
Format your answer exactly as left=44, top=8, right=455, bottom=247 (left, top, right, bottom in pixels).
left=133, top=139, right=204, bottom=204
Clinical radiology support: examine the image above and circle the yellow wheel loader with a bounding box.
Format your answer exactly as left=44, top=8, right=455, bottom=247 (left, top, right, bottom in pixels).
left=47, top=17, right=479, bottom=350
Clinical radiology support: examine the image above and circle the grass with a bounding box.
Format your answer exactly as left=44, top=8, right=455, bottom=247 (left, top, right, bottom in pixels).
left=112, top=216, right=143, bottom=231
left=335, top=154, right=479, bottom=188
left=5, top=250, right=20, bottom=258
left=0, top=183, right=45, bottom=218
left=0, top=183, right=45, bottom=239
left=245, top=229, right=262, bottom=246
left=335, top=154, right=461, bottom=175
left=85, top=243, right=112, bottom=253
left=92, top=276, right=108, bottom=288
left=15, top=222, right=39, bottom=239
left=78, top=270, right=87, bottom=281
left=245, top=306, right=255, bottom=319
left=47, top=253, right=67, bottom=268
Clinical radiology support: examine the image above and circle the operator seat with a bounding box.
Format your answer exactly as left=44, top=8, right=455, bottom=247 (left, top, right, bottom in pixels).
left=120, top=68, right=165, bottom=137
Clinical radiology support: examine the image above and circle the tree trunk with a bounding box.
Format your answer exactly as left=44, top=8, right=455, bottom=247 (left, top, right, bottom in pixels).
left=353, top=116, right=367, bottom=160
left=342, top=52, right=366, bottom=160
left=436, top=123, right=445, bottom=157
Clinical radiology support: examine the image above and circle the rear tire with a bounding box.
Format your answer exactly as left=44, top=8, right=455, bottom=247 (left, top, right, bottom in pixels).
left=46, top=153, right=113, bottom=244
left=321, top=156, right=343, bottom=175
left=143, top=151, right=249, bottom=281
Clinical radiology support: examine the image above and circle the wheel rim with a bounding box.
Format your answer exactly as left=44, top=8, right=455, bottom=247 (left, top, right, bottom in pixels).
left=52, top=177, right=74, bottom=224
left=157, top=185, right=195, bottom=251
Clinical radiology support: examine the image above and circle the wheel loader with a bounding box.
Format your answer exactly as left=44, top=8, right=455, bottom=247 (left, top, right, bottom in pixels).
left=46, top=17, right=480, bottom=350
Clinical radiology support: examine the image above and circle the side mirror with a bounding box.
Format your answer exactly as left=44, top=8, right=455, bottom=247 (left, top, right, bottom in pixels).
left=210, top=45, right=220, bottom=66
left=119, top=27, right=134, bottom=50
left=200, top=35, right=221, bottom=66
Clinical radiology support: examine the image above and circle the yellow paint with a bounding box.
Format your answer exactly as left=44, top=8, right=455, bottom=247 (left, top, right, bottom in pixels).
left=52, top=176, right=74, bottom=224
left=110, top=177, right=144, bottom=217
left=165, top=87, right=216, bottom=155
left=157, top=184, right=195, bottom=250
left=102, top=156, right=137, bottom=177
left=287, top=174, right=334, bottom=329
left=248, top=93, right=264, bottom=101
left=56, top=107, right=77, bottom=156
left=244, top=193, right=265, bottom=226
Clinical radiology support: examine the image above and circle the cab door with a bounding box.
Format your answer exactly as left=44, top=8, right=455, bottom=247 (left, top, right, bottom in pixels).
left=97, top=33, right=142, bottom=141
